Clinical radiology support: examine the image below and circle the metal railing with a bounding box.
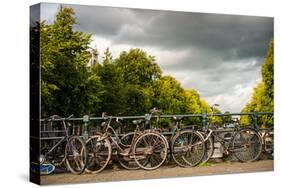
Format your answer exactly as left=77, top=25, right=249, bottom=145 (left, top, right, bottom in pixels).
left=39, top=112, right=273, bottom=140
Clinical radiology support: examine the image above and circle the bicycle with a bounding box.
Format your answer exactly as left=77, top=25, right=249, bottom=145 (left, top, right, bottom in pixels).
left=169, top=116, right=205, bottom=167
left=133, top=109, right=205, bottom=168
left=86, top=112, right=168, bottom=173
left=131, top=108, right=169, bottom=170
left=112, top=109, right=167, bottom=170
left=117, top=117, right=147, bottom=170
left=39, top=115, right=88, bottom=175
left=199, top=116, right=263, bottom=163
left=262, top=127, right=274, bottom=159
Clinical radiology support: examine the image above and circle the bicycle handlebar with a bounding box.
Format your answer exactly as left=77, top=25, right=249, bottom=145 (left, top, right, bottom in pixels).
left=45, top=114, right=74, bottom=121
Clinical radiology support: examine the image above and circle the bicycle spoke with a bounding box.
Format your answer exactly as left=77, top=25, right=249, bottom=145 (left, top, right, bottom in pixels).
left=233, top=129, right=262, bottom=162
left=172, top=131, right=205, bottom=167
left=134, top=133, right=167, bottom=170
left=86, top=136, right=111, bottom=173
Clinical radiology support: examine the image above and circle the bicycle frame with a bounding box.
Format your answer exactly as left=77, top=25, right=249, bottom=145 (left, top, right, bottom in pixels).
left=45, top=135, right=68, bottom=156
left=42, top=116, right=73, bottom=165
left=100, top=116, right=141, bottom=155
left=203, top=127, right=238, bottom=153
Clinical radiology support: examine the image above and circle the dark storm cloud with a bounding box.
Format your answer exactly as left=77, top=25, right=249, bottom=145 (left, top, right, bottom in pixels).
left=67, top=4, right=273, bottom=67
left=115, top=12, right=272, bottom=61
left=72, top=5, right=135, bottom=36
left=67, top=5, right=162, bottom=35
left=42, top=3, right=273, bottom=62
left=141, top=12, right=272, bottom=55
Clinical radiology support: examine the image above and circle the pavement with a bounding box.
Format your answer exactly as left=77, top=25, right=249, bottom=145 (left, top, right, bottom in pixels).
left=40, top=159, right=274, bottom=185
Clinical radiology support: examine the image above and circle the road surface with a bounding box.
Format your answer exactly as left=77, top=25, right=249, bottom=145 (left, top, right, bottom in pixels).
left=41, top=160, right=273, bottom=185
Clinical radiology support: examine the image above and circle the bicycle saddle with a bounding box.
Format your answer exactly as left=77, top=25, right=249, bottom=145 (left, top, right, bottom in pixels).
left=132, top=119, right=145, bottom=125
left=173, top=116, right=184, bottom=121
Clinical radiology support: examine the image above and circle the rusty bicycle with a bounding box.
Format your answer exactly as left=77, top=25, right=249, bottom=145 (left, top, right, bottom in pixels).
left=198, top=119, right=263, bottom=163
left=85, top=112, right=168, bottom=173
left=39, top=115, right=88, bottom=175
left=132, top=109, right=206, bottom=168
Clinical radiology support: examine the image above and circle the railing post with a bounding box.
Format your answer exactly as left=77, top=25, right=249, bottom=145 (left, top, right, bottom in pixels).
left=202, top=113, right=207, bottom=128
left=83, top=115, right=89, bottom=140
left=252, top=112, right=259, bottom=129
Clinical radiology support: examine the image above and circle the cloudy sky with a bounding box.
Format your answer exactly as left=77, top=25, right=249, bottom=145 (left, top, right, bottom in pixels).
left=40, top=3, right=273, bottom=113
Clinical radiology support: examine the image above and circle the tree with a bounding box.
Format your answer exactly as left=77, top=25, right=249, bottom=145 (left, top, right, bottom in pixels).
left=40, top=6, right=104, bottom=116
left=115, top=48, right=162, bottom=115
left=115, top=48, right=162, bottom=87
left=184, top=89, right=202, bottom=114
left=261, top=39, right=274, bottom=113
left=95, top=48, right=127, bottom=115
left=153, top=76, right=187, bottom=114
left=241, top=39, right=274, bottom=127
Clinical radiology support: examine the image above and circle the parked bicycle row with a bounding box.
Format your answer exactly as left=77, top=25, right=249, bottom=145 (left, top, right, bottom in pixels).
left=36, top=109, right=274, bottom=175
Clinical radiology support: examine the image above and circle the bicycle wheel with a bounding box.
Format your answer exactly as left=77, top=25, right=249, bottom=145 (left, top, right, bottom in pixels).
left=232, top=128, right=262, bottom=162
left=117, top=153, right=140, bottom=170
left=172, top=130, right=205, bottom=167
left=264, top=128, right=274, bottom=158
left=117, top=132, right=140, bottom=170
left=133, top=132, right=168, bottom=170
left=85, top=135, right=112, bottom=173
left=65, top=136, right=88, bottom=175
left=201, top=135, right=214, bottom=164
left=120, top=132, right=137, bottom=147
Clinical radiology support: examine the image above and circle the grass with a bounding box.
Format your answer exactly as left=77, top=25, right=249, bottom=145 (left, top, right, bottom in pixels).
left=199, top=162, right=215, bottom=167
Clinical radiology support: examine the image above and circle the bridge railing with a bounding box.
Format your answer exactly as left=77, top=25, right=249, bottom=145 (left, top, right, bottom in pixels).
left=39, top=112, right=273, bottom=140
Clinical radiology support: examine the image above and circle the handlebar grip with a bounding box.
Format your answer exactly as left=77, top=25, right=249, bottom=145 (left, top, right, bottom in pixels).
left=47, top=115, right=61, bottom=120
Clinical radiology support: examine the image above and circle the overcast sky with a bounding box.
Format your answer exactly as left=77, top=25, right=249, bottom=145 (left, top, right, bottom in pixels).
left=40, top=3, right=273, bottom=113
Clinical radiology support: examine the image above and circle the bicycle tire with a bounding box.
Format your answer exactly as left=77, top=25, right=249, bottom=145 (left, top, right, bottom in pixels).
left=65, top=136, right=88, bottom=175
left=120, top=132, right=138, bottom=147
left=232, top=128, right=262, bottom=162
left=263, top=128, right=274, bottom=158
left=133, top=132, right=168, bottom=170
left=85, top=135, right=112, bottom=173
left=201, top=135, right=214, bottom=164
left=117, top=132, right=140, bottom=170
left=171, top=130, right=205, bottom=167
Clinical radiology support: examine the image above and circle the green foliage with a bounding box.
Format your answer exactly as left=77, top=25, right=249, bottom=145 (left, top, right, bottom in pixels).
left=114, top=48, right=162, bottom=115
left=153, top=76, right=186, bottom=114
left=95, top=48, right=126, bottom=115
left=185, top=89, right=203, bottom=114
left=39, top=6, right=104, bottom=116
left=262, top=40, right=274, bottom=112
left=241, top=39, right=274, bottom=127
left=115, top=48, right=162, bottom=87
left=122, top=85, right=154, bottom=115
